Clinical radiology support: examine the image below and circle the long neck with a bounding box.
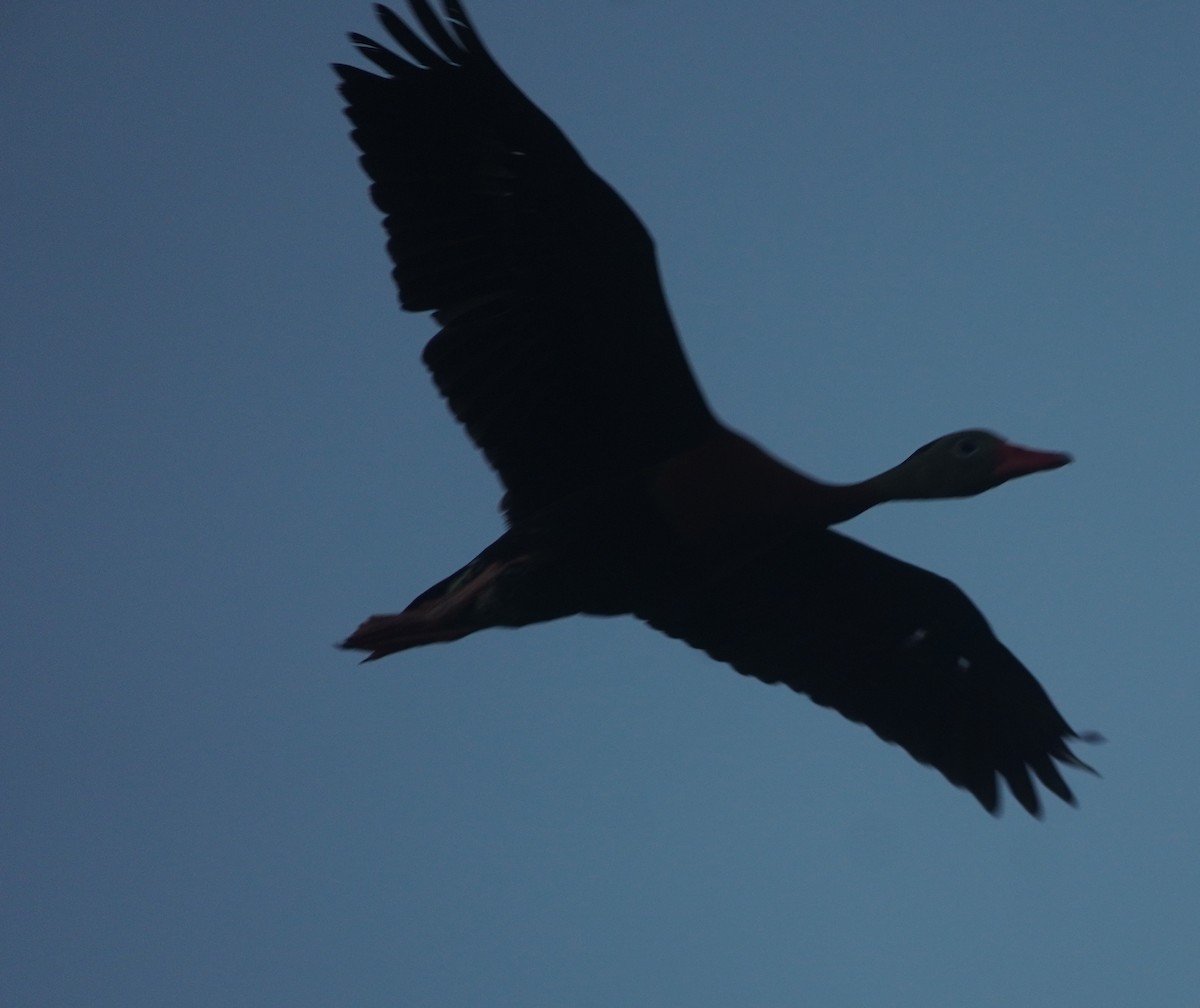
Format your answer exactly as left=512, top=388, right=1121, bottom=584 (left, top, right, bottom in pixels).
left=816, top=461, right=925, bottom=526
left=651, top=430, right=920, bottom=535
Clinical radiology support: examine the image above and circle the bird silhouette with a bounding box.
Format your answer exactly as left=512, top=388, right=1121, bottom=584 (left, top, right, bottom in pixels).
left=334, top=1, right=1097, bottom=816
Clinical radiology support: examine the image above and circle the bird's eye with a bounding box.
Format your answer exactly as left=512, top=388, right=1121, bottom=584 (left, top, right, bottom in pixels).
left=954, top=439, right=979, bottom=457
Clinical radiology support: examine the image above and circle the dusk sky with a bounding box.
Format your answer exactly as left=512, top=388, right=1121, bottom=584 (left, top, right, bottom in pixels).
left=4, top=1, right=1198, bottom=1005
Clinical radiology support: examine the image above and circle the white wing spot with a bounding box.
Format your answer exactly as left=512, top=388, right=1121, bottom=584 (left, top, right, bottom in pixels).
left=956, top=656, right=972, bottom=670
left=901, top=628, right=928, bottom=648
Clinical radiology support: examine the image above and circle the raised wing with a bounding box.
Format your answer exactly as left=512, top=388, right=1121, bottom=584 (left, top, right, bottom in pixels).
left=335, top=2, right=723, bottom=520
left=640, top=529, right=1095, bottom=816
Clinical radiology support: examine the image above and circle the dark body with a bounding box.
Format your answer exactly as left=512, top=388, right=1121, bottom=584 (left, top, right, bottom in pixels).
left=335, top=1, right=1096, bottom=816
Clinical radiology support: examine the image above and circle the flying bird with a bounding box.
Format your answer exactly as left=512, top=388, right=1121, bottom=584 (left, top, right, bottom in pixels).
left=334, top=0, right=1097, bottom=816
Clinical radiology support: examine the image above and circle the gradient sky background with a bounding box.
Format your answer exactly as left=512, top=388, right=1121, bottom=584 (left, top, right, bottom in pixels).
left=4, top=1, right=1198, bottom=1005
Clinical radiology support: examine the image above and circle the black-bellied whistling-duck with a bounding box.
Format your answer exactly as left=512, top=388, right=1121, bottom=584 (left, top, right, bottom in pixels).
left=335, top=1, right=1097, bottom=816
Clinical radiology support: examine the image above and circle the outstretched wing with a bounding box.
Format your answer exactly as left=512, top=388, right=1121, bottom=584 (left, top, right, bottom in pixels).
left=335, top=2, right=723, bottom=520
left=640, top=529, right=1095, bottom=816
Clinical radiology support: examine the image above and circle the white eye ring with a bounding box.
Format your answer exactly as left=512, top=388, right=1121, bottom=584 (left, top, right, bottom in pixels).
left=954, top=439, right=979, bottom=457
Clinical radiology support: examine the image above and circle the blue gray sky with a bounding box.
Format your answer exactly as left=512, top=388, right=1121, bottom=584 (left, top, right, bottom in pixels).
left=4, top=1, right=1197, bottom=1005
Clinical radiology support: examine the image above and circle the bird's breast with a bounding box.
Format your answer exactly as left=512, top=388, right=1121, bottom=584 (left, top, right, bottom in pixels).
left=648, top=431, right=835, bottom=546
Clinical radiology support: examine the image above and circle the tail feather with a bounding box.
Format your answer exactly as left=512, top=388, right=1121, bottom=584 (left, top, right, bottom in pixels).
left=341, top=536, right=578, bottom=662
left=340, top=554, right=514, bottom=662
left=339, top=611, right=474, bottom=662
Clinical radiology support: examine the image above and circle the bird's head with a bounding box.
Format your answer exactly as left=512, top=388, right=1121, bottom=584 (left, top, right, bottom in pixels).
left=886, top=429, right=1072, bottom=501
